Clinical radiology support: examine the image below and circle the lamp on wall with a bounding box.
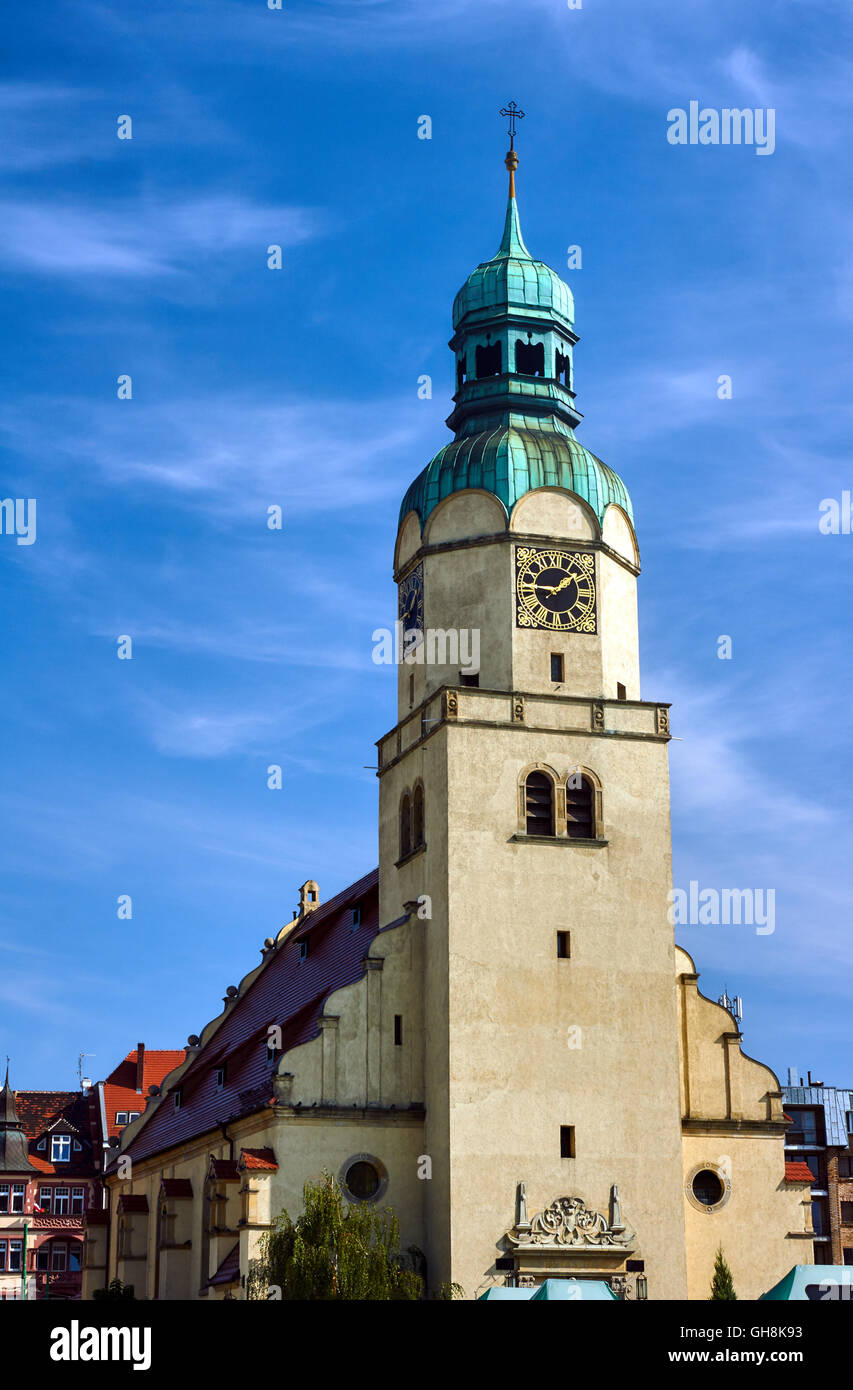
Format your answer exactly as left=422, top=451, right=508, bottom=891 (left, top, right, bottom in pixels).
left=636, top=1274, right=648, bottom=1301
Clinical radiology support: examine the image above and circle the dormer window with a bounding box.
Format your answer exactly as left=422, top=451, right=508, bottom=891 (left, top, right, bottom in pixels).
left=174, top=1089, right=183, bottom=1111
left=37, top=1138, right=47, bottom=1151
left=51, top=1134, right=71, bottom=1164
left=115, top=1112, right=128, bottom=1127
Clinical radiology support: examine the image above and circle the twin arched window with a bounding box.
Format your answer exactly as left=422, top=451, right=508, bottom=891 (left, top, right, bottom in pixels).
left=522, top=768, right=599, bottom=840
left=399, top=783, right=425, bottom=860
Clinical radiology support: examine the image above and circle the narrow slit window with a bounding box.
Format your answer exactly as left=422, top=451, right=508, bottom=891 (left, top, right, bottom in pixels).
left=550, top=653, right=564, bottom=683
left=617, top=682, right=627, bottom=700
left=394, top=1015, right=403, bottom=1046
left=460, top=671, right=479, bottom=687
left=560, top=1125, right=575, bottom=1159
left=556, top=931, right=570, bottom=959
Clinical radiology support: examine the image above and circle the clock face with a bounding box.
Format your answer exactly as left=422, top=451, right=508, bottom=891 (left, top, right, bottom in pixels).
left=515, top=546, right=597, bottom=633
left=398, top=563, right=424, bottom=633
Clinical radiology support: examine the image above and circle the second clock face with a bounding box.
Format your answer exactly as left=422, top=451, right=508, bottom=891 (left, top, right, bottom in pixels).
left=398, top=563, right=424, bottom=633
left=515, top=546, right=597, bottom=633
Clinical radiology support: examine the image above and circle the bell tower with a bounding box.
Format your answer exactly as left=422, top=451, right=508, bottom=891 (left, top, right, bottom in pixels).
left=377, top=117, right=688, bottom=1299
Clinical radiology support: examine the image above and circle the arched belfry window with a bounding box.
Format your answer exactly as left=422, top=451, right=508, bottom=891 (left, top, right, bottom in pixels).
left=515, top=338, right=544, bottom=376
left=555, top=347, right=572, bottom=389
left=399, top=793, right=412, bottom=859
left=475, top=341, right=502, bottom=378
left=565, top=775, right=594, bottom=839
left=412, top=783, right=425, bottom=849
left=525, top=771, right=554, bottom=837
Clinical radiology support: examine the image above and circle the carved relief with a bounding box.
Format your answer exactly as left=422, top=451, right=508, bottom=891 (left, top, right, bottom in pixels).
left=512, top=695, right=525, bottom=723
left=656, top=706, right=670, bottom=736
left=592, top=701, right=605, bottom=732
left=446, top=690, right=458, bottom=719
left=508, top=1193, right=634, bottom=1249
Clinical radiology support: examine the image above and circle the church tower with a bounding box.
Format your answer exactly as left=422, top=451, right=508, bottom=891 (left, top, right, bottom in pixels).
left=377, top=122, right=689, bottom=1298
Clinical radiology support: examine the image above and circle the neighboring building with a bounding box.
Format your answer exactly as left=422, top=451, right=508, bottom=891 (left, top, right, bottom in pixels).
left=783, top=1070, right=853, bottom=1266
left=85, top=137, right=813, bottom=1301
left=93, top=1044, right=186, bottom=1176
left=0, top=1067, right=100, bottom=1300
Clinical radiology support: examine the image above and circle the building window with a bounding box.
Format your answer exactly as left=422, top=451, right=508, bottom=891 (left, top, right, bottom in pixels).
left=37, top=1187, right=52, bottom=1214
left=847, top=1112, right=853, bottom=1134
left=54, top=1187, right=70, bottom=1215
left=550, top=653, right=564, bottom=683
left=617, top=682, right=627, bottom=700
left=460, top=670, right=479, bottom=687
left=299, top=939, right=309, bottom=963
left=412, top=783, right=425, bottom=848
left=565, top=775, right=594, bottom=839
left=399, top=793, right=412, bottom=859
left=409, top=673, right=415, bottom=708
left=555, top=347, right=571, bottom=388
left=560, top=1126, right=575, bottom=1159
left=37, top=1138, right=46, bottom=1151
left=71, top=1187, right=85, bottom=1215
left=475, top=340, right=501, bottom=378
left=11, top=1184, right=24, bottom=1214
left=265, top=1041, right=279, bottom=1068
left=51, top=1242, right=68, bottom=1273
left=115, top=1112, right=128, bottom=1127
left=215, top=1066, right=226, bottom=1090
left=338, top=1154, right=389, bottom=1205
left=811, top=1201, right=827, bottom=1236
left=51, top=1134, right=71, bottom=1163
left=394, top=1015, right=403, bottom=1046
left=70, top=1244, right=82, bottom=1272
left=525, top=771, right=554, bottom=836
left=36, top=1246, right=50, bottom=1271
left=174, top=1090, right=183, bottom=1111
left=8, top=1240, right=22, bottom=1273
left=692, top=1170, right=725, bottom=1207
left=127, top=1112, right=140, bottom=1123
left=841, top=1202, right=853, bottom=1226
left=0, top=1241, right=5, bottom=1270
left=351, top=906, right=361, bottom=930
left=0, top=1184, right=9, bottom=1214
left=556, top=930, right=570, bottom=959
left=844, top=1249, right=853, bottom=1266
left=814, top=1241, right=831, bottom=1264
left=515, top=337, right=544, bottom=376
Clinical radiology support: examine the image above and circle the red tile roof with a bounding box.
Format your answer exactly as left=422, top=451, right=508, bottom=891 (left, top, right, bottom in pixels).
left=208, top=1241, right=240, bottom=1286
left=117, top=1193, right=149, bottom=1213
left=161, top=1178, right=193, bottom=1198
left=240, top=1147, right=278, bottom=1171
left=102, top=1049, right=186, bottom=1140
left=785, top=1160, right=814, bottom=1183
left=14, top=1091, right=98, bottom=1177
left=117, top=868, right=379, bottom=1166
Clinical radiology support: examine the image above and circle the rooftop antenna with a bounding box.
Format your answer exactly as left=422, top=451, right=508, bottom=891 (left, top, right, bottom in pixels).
left=78, top=1052, right=96, bottom=1090
left=717, top=988, right=743, bottom=1028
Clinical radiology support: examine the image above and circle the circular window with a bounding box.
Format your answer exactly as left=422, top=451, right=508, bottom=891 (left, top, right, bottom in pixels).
left=692, top=1170, right=724, bottom=1206
left=339, top=1153, right=388, bottom=1204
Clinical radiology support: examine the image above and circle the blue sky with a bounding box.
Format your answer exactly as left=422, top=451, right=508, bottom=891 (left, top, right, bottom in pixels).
left=2, top=0, right=851, bottom=1091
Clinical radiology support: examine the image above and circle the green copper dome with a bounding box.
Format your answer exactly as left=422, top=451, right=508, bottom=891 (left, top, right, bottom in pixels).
left=400, top=419, right=633, bottom=529
left=452, top=196, right=574, bottom=331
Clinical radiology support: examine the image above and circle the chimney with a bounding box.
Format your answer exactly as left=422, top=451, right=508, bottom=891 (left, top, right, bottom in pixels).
left=135, top=1043, right=145, bottom=1094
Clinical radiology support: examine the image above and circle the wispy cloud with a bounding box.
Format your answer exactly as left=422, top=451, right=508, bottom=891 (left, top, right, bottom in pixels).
left=0, top=195, right=320, bottom=278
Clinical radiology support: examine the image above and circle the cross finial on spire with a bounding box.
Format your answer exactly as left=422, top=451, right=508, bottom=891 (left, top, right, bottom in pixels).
left=500, top=102, right=525, bottom=199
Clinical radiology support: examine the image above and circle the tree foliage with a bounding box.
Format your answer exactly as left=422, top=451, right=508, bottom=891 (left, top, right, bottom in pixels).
left=247, top=1172, right=423, bottom=1301
left=709, top=1246, right=737, bottom=1300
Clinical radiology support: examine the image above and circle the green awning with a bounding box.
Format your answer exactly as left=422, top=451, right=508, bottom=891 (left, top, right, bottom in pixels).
left=760, top=1265, right=853, bottom=1301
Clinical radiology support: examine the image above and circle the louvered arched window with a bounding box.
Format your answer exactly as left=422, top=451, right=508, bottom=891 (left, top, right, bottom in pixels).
left=565, top=776, right=594, bottom=839
left=525, top=771, right=554, bottom=837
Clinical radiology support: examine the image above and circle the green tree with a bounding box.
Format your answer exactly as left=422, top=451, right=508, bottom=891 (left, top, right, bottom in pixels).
left=92, top=1277, right=136, bottom=1300
left=247, top=1172, right=423, bottom=1301
left=709, top=1247, right=737, bottom=1300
